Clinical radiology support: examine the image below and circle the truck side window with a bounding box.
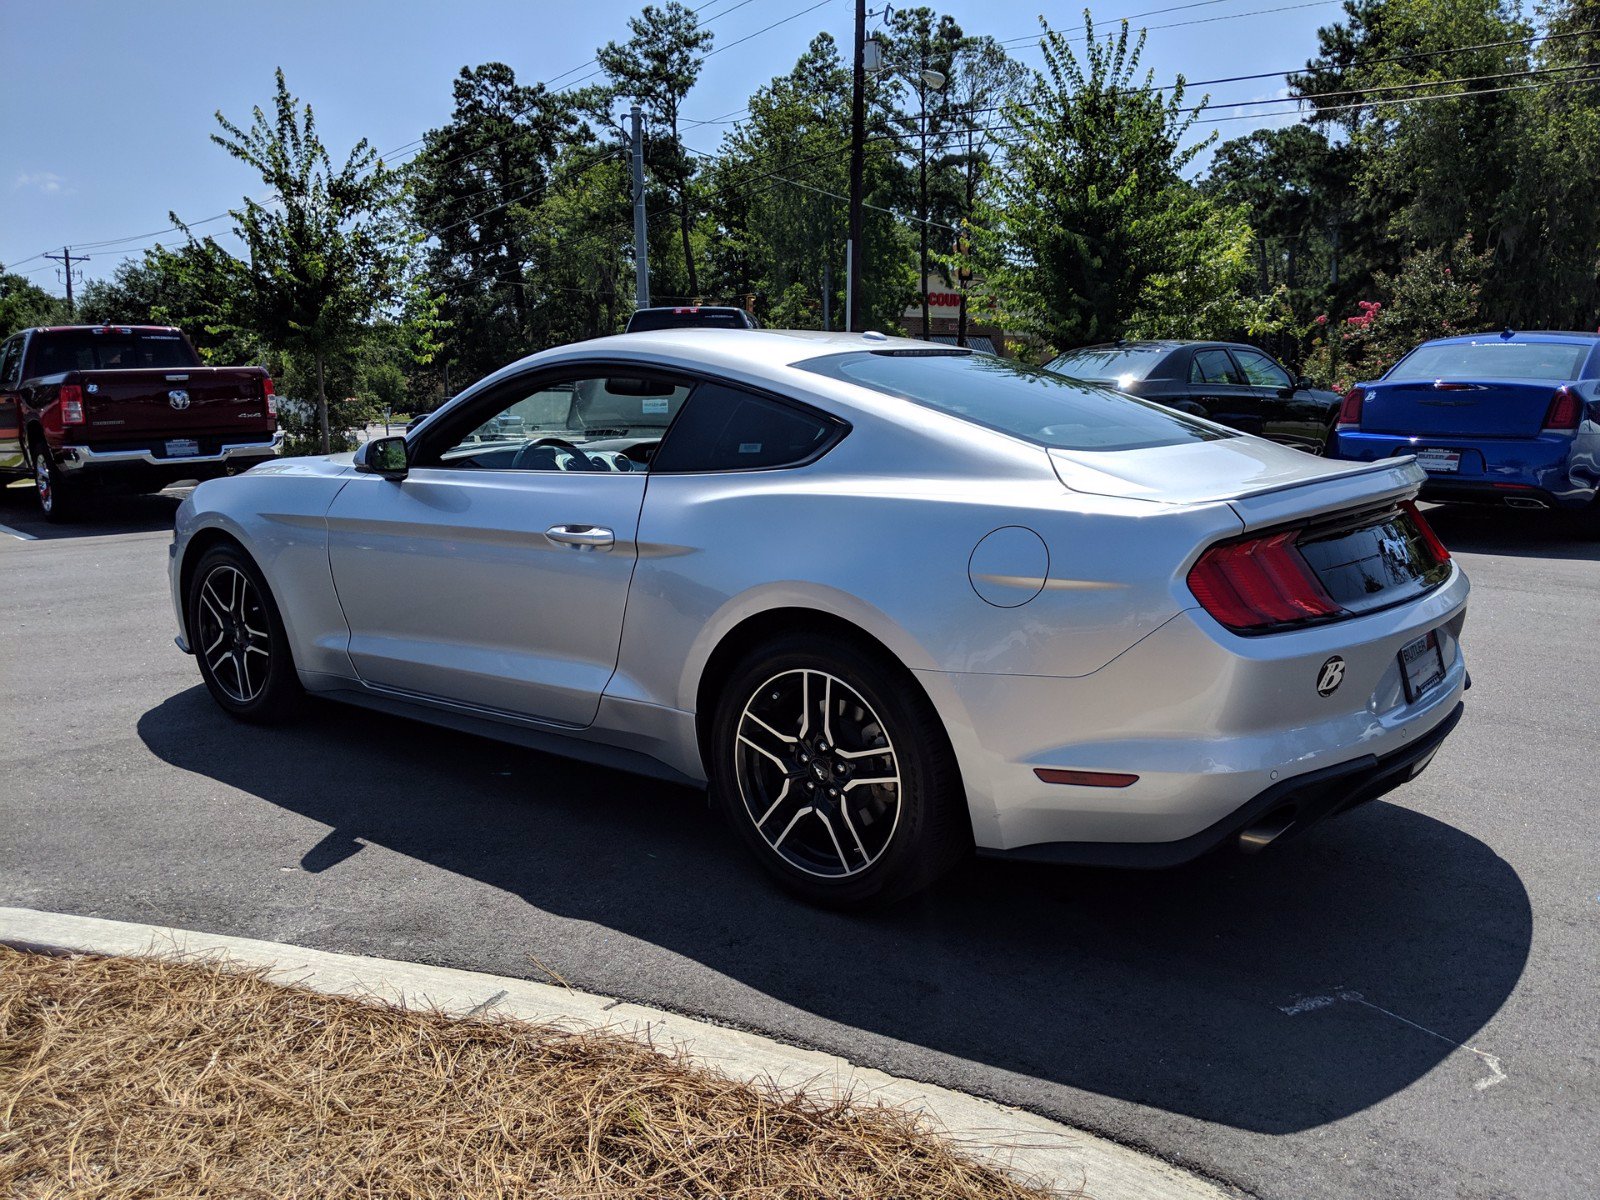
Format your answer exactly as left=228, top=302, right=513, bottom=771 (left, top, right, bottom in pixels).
left=0, top=338, right=21, bottom=390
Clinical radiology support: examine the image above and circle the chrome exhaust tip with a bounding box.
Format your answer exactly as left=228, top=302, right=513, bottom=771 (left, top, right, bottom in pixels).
left=1503, top=496, right=1549, bottom=509
left=1238, top=805, right=1298, bottom=853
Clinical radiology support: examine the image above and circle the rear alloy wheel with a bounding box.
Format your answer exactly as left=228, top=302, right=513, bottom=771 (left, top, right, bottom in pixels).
left=32, top=443, right=76, bottom=523
left=711, top=634, right=968, bottom=907
left=187, top=545, right=301, bottom=722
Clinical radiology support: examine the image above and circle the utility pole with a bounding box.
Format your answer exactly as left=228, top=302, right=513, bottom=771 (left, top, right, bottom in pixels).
left=821, top=259, right=832, bottom=331
left=846, top=0, right=867, bottom=332
left=630, top=104, right=650, bottom=309
left=44, top=246, right=90, bottom=316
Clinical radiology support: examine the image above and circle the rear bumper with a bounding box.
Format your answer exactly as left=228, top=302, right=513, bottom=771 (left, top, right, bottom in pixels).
left=981, top=700, right=1464, bottom=867
left=1333, top=431, right=1597, bottom=509
left=920, top=561, right=1470, bottom=853
left=54, top=431, right=283, bottom=488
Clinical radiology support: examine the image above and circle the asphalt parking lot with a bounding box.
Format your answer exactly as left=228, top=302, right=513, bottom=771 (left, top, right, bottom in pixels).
left=1, top=480, right=1595, bottom=1200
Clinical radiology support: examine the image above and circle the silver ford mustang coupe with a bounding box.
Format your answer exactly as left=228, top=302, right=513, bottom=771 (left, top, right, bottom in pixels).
left=170, top=329, right=1470, bottom=906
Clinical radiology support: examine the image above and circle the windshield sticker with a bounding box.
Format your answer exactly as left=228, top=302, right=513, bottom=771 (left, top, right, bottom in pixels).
left=642, top=398, right=669, bottom=414
left=738, top=442, right=763, bottom=454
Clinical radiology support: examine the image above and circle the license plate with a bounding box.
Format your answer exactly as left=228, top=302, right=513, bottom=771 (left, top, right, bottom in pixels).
left=165, top=438, right=200, bottom=458
left=1414, top=448, right=1460, bottom=473
left=1399, top=629, right=1446, bottom=702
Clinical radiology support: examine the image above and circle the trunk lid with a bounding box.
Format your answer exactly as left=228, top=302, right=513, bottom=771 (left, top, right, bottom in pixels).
left=1358, top=378, right=1563, bottom=439
left=74, top=367, right=275, bottom=441
left=1048, top=436, right=1425, bottom=529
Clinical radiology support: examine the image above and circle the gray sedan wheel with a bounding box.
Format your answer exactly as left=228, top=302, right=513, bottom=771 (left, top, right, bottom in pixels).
left=710, top=633, right=969, bottom=907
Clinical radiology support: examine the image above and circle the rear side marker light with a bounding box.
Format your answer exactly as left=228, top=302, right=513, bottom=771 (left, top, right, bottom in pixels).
left=1336, top=386, right=1365, bottom=431
left=59, top=384, right=85, bottom=425
left=1187, top=530, right=1342, bottom=632
left=1542, top=386, right=1581, bottom=433
left=1035, top=768, right=1139, bottom=788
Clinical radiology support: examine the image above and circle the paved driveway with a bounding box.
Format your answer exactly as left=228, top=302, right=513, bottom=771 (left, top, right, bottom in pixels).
left=1, top=483, right=1594, bottom=1199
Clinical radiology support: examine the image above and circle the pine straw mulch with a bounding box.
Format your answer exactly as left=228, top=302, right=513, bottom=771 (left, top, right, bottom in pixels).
left=0, top=946, right=1075, bottom=1199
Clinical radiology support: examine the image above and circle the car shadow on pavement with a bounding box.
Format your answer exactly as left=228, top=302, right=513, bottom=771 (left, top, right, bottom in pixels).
left=1424, top=502, right=1600, bottom=561
left=0, top=483, right=186, bottom=541
left=137, top=687, right=1531, bottom=1138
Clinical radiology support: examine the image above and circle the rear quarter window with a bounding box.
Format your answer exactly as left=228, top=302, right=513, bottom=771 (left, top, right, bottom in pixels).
left=802, top=351, right=1230, bottom=452
left=652, top=382, right=843, bottom=472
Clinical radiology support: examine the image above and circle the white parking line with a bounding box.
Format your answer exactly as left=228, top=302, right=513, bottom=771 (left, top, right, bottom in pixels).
left=0, top=522, right=38, bottom=541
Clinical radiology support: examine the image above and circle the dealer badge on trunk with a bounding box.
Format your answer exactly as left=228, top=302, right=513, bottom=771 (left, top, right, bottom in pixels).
left=1316, top=656, right=1346, bottom=697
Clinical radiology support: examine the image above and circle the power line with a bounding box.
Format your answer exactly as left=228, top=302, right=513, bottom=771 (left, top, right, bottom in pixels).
left=997, top=0, right=1338, bottom=50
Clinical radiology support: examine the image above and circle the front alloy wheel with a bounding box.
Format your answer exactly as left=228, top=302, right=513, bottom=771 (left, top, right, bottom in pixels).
left=187, top=544, right=300, bottom=722
left=195, top=564, right=274, bottom=704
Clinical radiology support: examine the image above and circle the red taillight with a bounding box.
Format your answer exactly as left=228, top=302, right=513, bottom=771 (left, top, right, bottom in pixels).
left=1542, top=385, right=1581, bottom=432
left=1336, top=386, right=1365, bottom=430
left=59, top=384, right=85, bottom=425
left=1402, top=500, right=1451, bottom=565
left=262, top=374, right=277, bottom=416
left=1187, top=530, right=1342, bottom=633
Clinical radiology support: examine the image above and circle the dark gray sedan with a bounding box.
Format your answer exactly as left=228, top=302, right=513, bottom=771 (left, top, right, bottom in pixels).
left=1048, top=340, right=1342, bottom=454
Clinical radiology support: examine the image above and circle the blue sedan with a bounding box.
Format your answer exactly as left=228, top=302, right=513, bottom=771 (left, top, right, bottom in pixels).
left=1331, top=330, right=1600, bottom=530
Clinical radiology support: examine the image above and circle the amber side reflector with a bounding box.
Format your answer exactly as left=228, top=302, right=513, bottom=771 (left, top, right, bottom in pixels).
left=1034, top=768, right=1139, bottom=788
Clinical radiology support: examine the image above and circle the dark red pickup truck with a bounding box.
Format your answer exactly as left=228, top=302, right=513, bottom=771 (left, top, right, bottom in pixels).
left=0, top=324, right=280, bottom=521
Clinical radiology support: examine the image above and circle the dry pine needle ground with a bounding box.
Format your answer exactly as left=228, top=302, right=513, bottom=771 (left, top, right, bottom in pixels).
left=0, top=947, right=1072, bottom=1199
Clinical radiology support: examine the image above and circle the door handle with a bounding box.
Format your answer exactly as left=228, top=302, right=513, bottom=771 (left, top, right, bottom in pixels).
left=545, top=524, right=615, bottom=550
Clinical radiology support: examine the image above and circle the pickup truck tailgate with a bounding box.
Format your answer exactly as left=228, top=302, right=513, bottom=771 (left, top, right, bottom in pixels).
left=79, top=368, right=274, bottom=440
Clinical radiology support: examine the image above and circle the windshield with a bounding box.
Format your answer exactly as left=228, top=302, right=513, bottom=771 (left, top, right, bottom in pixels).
left=1390, top=340, right=1591, bottom=382
left=802, top=351, right=1230, bottom=452
left=1047, top=345, right=1171, bottom=386
left=29, top=329, right=198, bottom=375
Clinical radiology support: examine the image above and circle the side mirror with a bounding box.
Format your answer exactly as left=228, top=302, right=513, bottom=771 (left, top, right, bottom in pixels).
left=356, top=435, right=409, bottom=480
left=1295, top=375, right=1314, bottom=390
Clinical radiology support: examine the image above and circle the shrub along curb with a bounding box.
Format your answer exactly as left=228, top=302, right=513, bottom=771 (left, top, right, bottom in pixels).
left=0, top=905, right=1233, bottom=1200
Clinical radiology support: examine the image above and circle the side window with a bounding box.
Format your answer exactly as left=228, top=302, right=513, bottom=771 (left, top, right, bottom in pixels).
left=1232, top=348, right=1293, bottom=389
left=1190, top=349, right=1242, bottom=386
left=428, top=373, right=690, bottom=473
left=0, top=339, right=20, bottom=390
left=652, top=382, right=844, bottom=473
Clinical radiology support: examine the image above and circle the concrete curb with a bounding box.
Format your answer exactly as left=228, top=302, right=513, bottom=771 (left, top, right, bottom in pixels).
left=0, top=906, right=1231, bottom=1200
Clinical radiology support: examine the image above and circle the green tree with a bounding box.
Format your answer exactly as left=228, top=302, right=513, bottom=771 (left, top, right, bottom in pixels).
left=0, top=269, right=69, bottom=339
left=940, top=34, right=1026, bottom=344
left=598, top=2, right=713, bottom=299
left=973, top=15, right=1219, bottom=349
left=408, top=63, right=577, bottom=381
left=188, top=68, right=413, bottom=453
left=883, top=7, right=966, bottom=336
left=702, top=34, right=914, bottom=331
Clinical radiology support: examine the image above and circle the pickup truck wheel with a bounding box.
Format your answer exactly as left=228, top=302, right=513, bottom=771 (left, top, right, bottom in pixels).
left=187, top=545, right=301, bottom=723
left=32, top=443, right=76, bottom=523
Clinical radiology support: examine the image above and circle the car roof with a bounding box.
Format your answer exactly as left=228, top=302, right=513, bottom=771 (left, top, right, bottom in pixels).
left=1418, top=330, right=1600, bottom=346
left=22, top=324, right=183, bottom=335
left=542, top=327, right=964, bottom=371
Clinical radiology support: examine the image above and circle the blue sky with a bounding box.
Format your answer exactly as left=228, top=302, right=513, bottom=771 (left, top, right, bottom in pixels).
left=2, top=0, right=1336, bottom=295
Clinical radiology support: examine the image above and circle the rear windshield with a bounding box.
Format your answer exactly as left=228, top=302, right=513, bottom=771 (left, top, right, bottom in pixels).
left=801, top=351, right=1231, bottom=452
left=1046, top=345, right=1171, bottom=385
left=1391, top=340, right=1591, bottom=382
left=28, top=329, right=198, bottom=375
left=627, top=309, right=752, bottom=332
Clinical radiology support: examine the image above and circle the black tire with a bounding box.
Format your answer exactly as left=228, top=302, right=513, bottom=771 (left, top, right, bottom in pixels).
left=186, top=543, right=302, bottom=723
left=31, top=438, right=77, bottom=523
left=1569, top=496, right=1600, bottom=541
left=708, top=632, right=970, bottom=908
